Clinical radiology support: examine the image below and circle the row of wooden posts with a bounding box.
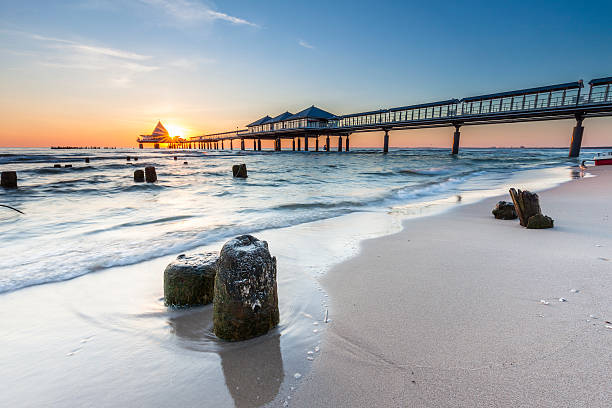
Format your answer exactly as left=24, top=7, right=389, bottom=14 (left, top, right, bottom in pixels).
left=171, top=135, right=351, bottom=152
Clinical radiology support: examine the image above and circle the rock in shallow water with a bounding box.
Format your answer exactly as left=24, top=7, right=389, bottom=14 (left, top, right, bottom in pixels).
left=133, top=169, right=144, bottom=182
left=213, top=235, right=279, bottom=341
left=145, top=166, right=157, bottom=183
left=164, top=252, right=218, bottom=307
left=232, top=164, right=248, bottom=178
left=526, top=213, right=554, bottom=229
left=1, top=171, right=17, bottom=188
left=492, top=201, right=517, bottom=220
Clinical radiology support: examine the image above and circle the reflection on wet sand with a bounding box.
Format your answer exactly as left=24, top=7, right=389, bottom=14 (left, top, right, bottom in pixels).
left=168, top=306, right=284, bottom=407
left=220, top=334, right=284, bottom=407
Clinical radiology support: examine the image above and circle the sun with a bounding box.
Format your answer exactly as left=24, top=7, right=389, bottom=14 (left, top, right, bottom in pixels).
left=165, top=124, right=186, bottom=138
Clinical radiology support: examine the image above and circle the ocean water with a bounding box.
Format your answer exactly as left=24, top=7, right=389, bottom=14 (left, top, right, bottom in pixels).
left=0, top=147, right=596, bottom=294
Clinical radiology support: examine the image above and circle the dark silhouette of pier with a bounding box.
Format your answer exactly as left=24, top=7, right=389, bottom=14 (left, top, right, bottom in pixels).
left=151, top=76, right=612, bottom=157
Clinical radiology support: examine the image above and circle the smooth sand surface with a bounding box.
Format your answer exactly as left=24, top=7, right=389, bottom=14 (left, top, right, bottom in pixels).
left=290, top=167, right=612, bottom=407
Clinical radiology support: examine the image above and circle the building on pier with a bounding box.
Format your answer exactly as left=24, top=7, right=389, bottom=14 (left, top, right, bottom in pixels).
left=246, top=106, right=338, bottom=132
left=137, top=121, right=176, bottom=149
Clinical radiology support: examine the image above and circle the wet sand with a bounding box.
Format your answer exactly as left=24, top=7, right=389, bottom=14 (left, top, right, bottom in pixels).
left=290, top=167, right=612, bottom=407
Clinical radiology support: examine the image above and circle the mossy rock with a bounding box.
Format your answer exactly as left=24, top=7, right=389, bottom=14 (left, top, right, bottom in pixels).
left=213, top=235, right=279, bottom=341
left=164, top=252, right=218, bottom=307
left=526, top=213, right=554, bottom=229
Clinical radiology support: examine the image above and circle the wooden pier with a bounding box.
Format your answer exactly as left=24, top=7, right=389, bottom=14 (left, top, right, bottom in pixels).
left=141, top=76, right=612, bottom=157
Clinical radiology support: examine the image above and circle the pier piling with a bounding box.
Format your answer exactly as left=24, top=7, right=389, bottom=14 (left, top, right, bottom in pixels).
left=292, top=139, right=295, bottom=151
left=316, top=137, right=319, bottom=151
left=305, top=136, right=309, bottom=151
left=338, top=136, right=343, bottom=152
left=240, top=139, right=245, bottom=151
left=326, top=136, right=330, bottom=152
left=383, top=129, right=389, bottom=153
left=346, top=136, right=350, bottom=152
left=569, top=113, right=585, bottom=158
left=452, top=125, right=461, bottom=155
left=297, top=138, right=301, bottom=151
left=257, top=139, right=261, bottom=151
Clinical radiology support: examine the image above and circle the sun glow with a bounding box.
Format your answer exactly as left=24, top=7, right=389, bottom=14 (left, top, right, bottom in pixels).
left=165, top=124, right=186, bottom=138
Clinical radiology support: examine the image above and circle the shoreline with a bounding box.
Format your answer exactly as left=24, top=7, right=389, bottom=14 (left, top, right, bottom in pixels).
left=0, top=162, right=597, bottom=407
left=290, top=166, right=612, bottom=407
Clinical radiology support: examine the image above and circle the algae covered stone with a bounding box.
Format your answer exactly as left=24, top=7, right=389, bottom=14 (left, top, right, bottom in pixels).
left=213, top=235, right=279, bottom=341
left=526, top=214, right=554, bottom=229
left=492, top=201, right=517, bottom=220
left=164, top=252, right=218, bottom=307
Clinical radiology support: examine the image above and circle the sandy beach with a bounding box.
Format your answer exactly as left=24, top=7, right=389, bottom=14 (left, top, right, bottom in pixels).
left=290, top=166, right=612, bottom=407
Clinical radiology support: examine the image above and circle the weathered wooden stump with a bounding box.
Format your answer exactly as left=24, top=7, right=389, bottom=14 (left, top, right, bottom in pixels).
left=54, top=164, right=62, bottom=168
left=232, top=164, right=248, bottom=178
left=64, top=164, right=72, bottom=168
left=509, top=188, right=541, bottom=227
left=213, top=235, right=279, bottom=341
left=164, top=253, right=218, bottom=307
left=1, top=171, right=17, bottom=188
left=492, top=201, right=517, bottom=220
left=145, top=166, right=157, bottom=183
left=183, top=161, right=188, bottom=165
left=133, top=169, right=145, bottom=182
left=174, top=156, right=178, bottom=161
left=127, top=156, right=131, bottom=161
left=84, top=158, right=90, bottom=163
left=526, top=214, right=554, bottom=229
left=133, top=157, right=138, bottom=161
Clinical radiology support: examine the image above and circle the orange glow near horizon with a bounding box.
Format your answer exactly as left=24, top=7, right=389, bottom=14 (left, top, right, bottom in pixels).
left=1, top=111, right=612, bottom=149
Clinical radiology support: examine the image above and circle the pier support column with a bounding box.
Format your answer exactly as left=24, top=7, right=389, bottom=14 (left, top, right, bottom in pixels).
left=326, top=136, right=330, bottom=152
left=240, top=139, right=245, bottom=150
left=305, top=136, right=309, bottom=151
left=257, top=139, right=261, bottom=151
left=383, top=129, right=389, bottom=153
left=230, top=140, right=233, bottom=150
left=292, top=139, right=295, bottom=151
left=346, top=136, right=350, bottom=152
left=139, top=143, right=143, bottom=149
left=452, top=125, right=461, bottom=155
left=569, top=113, right=585, bottom=158
left=316, top=137, right=319, bottom=151
left=338, top=136, right=343, bottom=152
left=221, top=140, right=224, bottom=150
left=253, top=140, right=257, bottom=150
left=297, top=138, right=301, bottom=151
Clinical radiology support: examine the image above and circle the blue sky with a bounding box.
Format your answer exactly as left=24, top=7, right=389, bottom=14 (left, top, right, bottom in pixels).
left=1, top=0, right=611, bottom=146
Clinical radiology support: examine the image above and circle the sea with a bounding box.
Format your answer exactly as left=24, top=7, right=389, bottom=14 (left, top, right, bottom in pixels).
left=0, top=147, right=598, bottom=295
left=0, top=146, right=600, bottom=407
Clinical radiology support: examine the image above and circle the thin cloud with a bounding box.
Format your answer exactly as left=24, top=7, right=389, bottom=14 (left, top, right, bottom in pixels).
left=140, top=0, right=259, bottom=27
left=29, top=33, right=151, bottom=61
left=298, top=40, right=315, bottom=49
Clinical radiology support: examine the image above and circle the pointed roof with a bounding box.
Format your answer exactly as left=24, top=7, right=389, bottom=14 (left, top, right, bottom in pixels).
left=246, top=115, right=272, bottom=127
left=286, top=106, right=337, bottom=121
left=269, top=111, right=294, bottom=123
left=151, top=121, right=169, bottom=137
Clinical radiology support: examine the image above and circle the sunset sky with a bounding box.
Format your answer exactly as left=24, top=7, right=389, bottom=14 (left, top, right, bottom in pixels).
left=1, top=0, right=611, bottom=148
